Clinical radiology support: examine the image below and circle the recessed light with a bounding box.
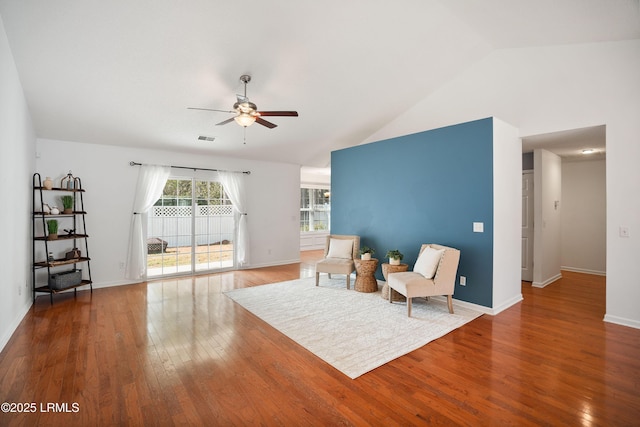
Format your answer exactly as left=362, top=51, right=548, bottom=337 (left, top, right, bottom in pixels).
left=582, top=149, right=595, bottom=154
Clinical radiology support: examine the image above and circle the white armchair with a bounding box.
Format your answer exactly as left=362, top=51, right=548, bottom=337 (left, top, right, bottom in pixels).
left=315, top=235, right=360, bottom=289
left=387, top=244, right=460, bottom=317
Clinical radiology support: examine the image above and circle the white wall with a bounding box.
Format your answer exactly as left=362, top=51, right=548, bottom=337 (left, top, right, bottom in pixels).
left=561, top=159, right=606, bottom=275
left=492, top=118, right=523, bottom=312
left=365, top=40, right=640, bottom=328
left=0, top=16, right=36, bottom=352
left=35, top=139, right=301, bottom=288
left=533, top=149, right=562, bottom=287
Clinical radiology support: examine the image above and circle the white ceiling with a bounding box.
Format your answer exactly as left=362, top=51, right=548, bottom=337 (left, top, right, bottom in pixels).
left=522, top=125, right=607, bottom=162
left=1, top=0, right=638, bottom=167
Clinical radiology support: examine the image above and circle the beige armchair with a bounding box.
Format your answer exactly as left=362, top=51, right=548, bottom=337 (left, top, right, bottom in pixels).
left=315, top=235, right=360, bottom=289
left=387, top=244, right=460, bottom=317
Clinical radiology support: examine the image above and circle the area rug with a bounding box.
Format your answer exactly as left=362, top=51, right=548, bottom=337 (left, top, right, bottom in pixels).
left=224, top=276, right=482, bottom=379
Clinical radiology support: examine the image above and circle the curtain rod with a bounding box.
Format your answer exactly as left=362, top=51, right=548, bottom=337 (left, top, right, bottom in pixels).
left=129, top=161, right=250, bottom=175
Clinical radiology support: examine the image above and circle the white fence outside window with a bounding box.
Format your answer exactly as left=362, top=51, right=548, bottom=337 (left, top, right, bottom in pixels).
left=148, top=205, right=235, bottom=248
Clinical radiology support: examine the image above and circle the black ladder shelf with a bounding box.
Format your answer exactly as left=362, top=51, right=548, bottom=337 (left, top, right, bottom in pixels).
left=32, top=173, right=93, bottom=304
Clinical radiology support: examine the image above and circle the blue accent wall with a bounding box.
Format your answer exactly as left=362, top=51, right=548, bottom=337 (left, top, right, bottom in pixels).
left=331, top=118, right=494, bottom=307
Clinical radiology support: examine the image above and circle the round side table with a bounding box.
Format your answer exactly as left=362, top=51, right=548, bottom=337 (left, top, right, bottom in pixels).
left=354, top=258, right=379, bottom=293
left=381, top=263, right=409, bottom=301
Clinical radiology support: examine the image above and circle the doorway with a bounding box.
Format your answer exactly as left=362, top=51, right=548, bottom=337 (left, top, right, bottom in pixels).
left=146, top=177, right=235, bottom=277
left=521, top=125, right=607, bottom=284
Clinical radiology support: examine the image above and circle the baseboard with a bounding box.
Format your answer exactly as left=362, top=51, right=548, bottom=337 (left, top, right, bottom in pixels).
left=91, top=279, right=141, bottom=289
left=431, top=295, right=513, bottom=316
left=0, top=299, right=33, bottom=354
left=532, top=273, right=562, bottom=288
left=603, top=314, right=640, bottom=330
left=242, top=258, right=301, bottom=269
left=491, top=294, right=524, bottom=315
left=561, top=266, right=606, bottom=276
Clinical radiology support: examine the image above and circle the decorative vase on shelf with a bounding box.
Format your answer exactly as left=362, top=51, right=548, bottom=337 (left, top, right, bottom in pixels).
left=43, top=176, right=53, bottom=190
left=389, top=258, right=401, bottom=266
left=361, top=253, right=372, bottom=260
left=49, top=206, right=60, bottom=215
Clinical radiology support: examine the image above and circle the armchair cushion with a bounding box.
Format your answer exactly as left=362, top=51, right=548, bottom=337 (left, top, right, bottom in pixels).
left=326, top=238, right=354, bottom=259
left=413, top=246, right=444, bottom=279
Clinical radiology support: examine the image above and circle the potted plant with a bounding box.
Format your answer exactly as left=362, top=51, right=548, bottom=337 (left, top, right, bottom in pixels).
left=61, top=195, right=74, bottom=214
left=386, top=249, right=404, bottom=265
left=47, top=219, right=59, bottom=240
left=359, top=246, right=375, bottom=260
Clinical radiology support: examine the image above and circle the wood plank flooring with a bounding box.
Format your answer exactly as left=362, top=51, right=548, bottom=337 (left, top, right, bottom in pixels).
left=1, top=251, right=639, bottom=426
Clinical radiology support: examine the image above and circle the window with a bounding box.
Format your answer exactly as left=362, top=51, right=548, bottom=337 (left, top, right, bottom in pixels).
left=300, top=187, right=330, bottom=232
left=147, top=177, right=235, bottom=277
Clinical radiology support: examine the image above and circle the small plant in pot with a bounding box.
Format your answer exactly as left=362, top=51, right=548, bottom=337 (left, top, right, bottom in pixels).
left=386, top=249, right=404, bottom=265
left=61, top=195, right=74, bottom=214
left=47, top=219, right=59, bottom=240
left=359, top=246, right=375, bottom=260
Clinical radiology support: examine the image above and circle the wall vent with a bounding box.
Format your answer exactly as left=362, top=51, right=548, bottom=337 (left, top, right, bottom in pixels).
left=198, top=135, right=215, bottom=142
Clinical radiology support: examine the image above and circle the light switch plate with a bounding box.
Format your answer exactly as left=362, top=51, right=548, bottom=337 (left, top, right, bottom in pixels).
left=473, top=222, right=484, bottom=233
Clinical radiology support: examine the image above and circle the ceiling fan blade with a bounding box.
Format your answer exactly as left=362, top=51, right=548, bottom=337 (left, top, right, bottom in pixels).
left=256, top=117, right=277, bottom=129
left=216, top=117, right=236, bottom=126
left=258, top=111, right=299, bottom=117
left=188, top=107, right=235, bottom=113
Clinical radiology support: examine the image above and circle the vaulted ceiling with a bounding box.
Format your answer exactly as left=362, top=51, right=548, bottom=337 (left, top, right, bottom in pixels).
left=1, top=1, right=638, bottom=167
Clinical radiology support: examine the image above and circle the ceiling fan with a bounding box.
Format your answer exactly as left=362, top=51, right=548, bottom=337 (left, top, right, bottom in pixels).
left=188, top=74, right=298, bottom=129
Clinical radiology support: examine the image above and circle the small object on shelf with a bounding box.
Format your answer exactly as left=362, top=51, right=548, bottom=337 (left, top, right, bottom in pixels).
left=65, top=248, right=81, bottom=260
left=48, top=252, right=54, bottom=262
left=49, top=269, right=82, bottom=290
left=63, top=228, right=76, bottom=236
left=43, top=176, right=53, bottom=190
left=50, top=206, right=60, bottom=215
left=42, top=203, right=51, bottom=214
left=60, top=170, right=80, bottom=190
left=61, top=195, right=74, bottom=214
left=46, top=219, right=58, bottom=240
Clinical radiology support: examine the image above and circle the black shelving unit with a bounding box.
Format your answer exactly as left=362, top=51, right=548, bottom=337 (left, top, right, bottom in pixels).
left=32, top=173, right=93, bottom=304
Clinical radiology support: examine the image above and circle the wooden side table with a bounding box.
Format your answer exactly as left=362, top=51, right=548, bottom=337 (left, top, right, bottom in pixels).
left=381, top=263, right=409, bottom=301
left=354, top=258, right=379, bottom=293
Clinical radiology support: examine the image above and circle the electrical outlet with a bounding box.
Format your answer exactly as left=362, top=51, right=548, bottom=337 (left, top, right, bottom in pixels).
left=119, top=261, right=125, bottom=270
left=460, top=276, right=466, bottom=286
left=619, top=226, right=630, bottom=238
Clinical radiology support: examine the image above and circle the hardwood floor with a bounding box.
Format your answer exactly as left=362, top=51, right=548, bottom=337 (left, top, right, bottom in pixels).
left=1, top=251, right=638, bottom=426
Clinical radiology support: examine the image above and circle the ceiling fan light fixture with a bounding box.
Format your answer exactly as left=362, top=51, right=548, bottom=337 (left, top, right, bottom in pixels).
left=234, top=113, right=256, bottom=127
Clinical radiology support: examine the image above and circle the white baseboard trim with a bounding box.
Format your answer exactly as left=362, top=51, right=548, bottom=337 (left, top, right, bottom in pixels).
left=242, top=258, right=301, bottom=269
left=491, top=294, right=525, bottom=315
left=91, top=279, right=141, bottom=289
left=532, top=273, right=562, bottom=288
left=603, top=314, right=640, bottom=330
left=431, top=295, right=522, bottom=316
left=0, top=300, right=32, bottom=354
left=560, top=266, right=606, bottom=276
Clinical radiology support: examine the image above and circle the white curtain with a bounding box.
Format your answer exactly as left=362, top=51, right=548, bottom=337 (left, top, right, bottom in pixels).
left=125, top=164, right=171, bottom=280
left=218, top=171, right=249, bottom=266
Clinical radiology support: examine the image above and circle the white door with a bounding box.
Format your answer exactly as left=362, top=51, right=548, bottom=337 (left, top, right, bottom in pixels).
left=522, top=171, right=534, bottom=281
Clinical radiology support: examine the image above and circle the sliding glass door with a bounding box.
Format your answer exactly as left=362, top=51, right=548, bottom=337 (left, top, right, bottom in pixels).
left=147, top=177, right=235, bottom=277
